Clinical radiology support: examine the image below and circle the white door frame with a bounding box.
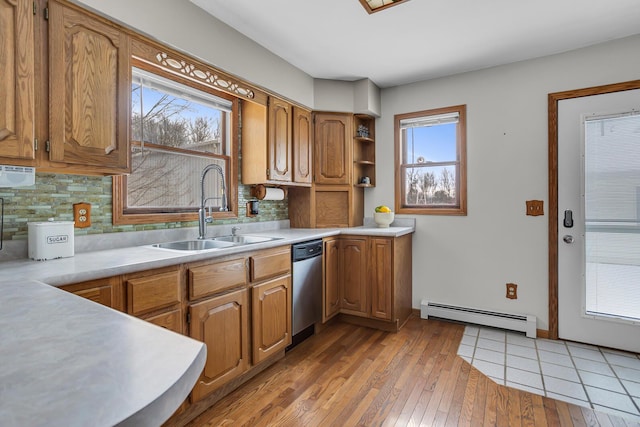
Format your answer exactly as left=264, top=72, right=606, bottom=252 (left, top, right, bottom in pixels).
left=548, top=79, right=640, bottom=340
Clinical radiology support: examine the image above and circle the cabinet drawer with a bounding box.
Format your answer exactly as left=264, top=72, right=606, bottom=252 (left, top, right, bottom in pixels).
left=250, top=247, right=291, bottom=282
left=143, top=308, right=183, bottom=334
left=126, top=270, right=181, bottom=316
left=189, top=258, right=247, bottom=300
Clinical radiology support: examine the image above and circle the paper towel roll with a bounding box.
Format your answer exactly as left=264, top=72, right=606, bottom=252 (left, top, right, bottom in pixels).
left=261, top=187, right=285, bottom=201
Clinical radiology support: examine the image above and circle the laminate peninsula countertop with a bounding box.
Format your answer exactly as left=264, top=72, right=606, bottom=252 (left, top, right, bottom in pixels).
left=0, top=220, right=414, bottom=426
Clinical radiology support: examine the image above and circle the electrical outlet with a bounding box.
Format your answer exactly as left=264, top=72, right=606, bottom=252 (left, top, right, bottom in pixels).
left=73, top=202, right=91, bottom=228
left=506, top=283, right=518, bottom=299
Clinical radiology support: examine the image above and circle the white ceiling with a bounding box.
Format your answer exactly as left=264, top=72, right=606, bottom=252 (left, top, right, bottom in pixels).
left=190, top=0, right=640, bottom=88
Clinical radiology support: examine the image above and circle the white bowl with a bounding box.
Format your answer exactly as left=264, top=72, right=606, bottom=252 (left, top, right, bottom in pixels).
left=373, top=212, right=395, bottom=228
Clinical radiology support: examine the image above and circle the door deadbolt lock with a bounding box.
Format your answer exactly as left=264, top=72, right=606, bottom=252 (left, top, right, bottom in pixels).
left=563, top=210, right=574, bottom=228
left=563, top=235, right=574, bottom=244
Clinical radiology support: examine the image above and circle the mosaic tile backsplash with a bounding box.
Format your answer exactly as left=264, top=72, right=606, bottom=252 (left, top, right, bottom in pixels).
left=0, top=173, right=289, bottom=241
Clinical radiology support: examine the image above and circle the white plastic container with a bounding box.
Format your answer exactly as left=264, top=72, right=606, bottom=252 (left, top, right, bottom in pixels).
left=28, top=221, right=75, bottom=261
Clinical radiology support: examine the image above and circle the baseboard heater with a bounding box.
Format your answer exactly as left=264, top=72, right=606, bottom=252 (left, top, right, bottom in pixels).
left=420, top=300, right=537, bottom=338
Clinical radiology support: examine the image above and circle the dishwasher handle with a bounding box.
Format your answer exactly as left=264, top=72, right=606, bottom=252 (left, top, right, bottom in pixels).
left=292, top=239, right=323, bottom=262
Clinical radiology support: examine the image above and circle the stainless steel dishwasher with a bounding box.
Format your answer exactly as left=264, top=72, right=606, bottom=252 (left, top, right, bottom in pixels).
left=288, top=239, right=323, bottom=350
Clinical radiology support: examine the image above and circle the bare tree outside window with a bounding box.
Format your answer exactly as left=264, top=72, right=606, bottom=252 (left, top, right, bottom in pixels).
left=125, top=67, right=232, bottom=213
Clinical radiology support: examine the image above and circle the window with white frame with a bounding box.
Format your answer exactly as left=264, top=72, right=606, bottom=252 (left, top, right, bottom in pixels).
left=394, top=104, right=467, bottom=215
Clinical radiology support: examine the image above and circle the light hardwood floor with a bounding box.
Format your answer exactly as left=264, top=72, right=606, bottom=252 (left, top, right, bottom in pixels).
left=186, top=316, right=640, bottom=426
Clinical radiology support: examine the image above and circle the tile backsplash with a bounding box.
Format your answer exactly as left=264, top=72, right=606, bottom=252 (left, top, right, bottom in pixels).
left=0, top=173, right=288, bottom=242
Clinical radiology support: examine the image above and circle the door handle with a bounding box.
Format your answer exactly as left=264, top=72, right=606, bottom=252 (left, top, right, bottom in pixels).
left=563, top=235, right=574, bottom=244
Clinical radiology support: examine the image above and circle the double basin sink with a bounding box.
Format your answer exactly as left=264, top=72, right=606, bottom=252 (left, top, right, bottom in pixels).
left=150, top=235, right=281, bottom=252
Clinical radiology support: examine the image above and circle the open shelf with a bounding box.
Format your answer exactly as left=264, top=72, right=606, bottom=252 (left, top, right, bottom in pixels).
left=353, top=114, right=376, bottom=187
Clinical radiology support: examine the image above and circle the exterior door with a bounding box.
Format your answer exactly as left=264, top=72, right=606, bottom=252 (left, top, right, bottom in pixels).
left=558, top=88, right=640, bottom=352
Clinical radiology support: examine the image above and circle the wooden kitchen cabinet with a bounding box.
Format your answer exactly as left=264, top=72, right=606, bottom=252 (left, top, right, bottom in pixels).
left=314, top=112, right=352, bottom=185
left=59, top=276, right=124, bottom=311
left=292, top=106, right=312, bottom=184
left=124, top=266, right=184, bottom=334
left=288, top=112, right=365, bottom=228
left=241, top=97, right=312, bottom=186
left=369, top=237, right=393, bottom=320
left=0, top=0, right=36, bottom=162
left=189, top=288, right=250, bottom=402
left=251, top=275, right=291, bottom=364
left=267, top=96, right=292, bottom=182
left=47, top=0, right=131, bottom=174
left=249, top=246, right=291, bottom=364
left=322, top=238, right=340, bottom=322
left=339, top=238, right=368, bottom=317
left=322, top=234, right=413, bottom=331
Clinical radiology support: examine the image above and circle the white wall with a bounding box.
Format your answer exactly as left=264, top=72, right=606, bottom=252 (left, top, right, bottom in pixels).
left=370, top=35, right=640, bottom=330
left=74, top=0, right=315, bottom=107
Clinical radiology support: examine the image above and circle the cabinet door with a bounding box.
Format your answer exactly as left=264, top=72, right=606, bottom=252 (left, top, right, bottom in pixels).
left=314, top=113, right=352, bottom=185
left=370, top=238, right=393, bottom=321
left=267, top=97, right=292, bottom=182
left=60, top=276, right=124, bottom=311
left=189, top=288, right=249, bottom=402
left=0, top=0, right=35, bottom=160
left=323, top=238, right=340, bottom=322
left=48, top=1, right=130, bottom=173
left=252, top=275, right=291, bottom=364
left=292, top=107, right=312, bottom=184
left=339, top=238, right=368, bottom=316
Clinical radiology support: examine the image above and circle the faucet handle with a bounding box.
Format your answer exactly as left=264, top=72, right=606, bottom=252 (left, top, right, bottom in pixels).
left=231, top=226, right=240, bottom=236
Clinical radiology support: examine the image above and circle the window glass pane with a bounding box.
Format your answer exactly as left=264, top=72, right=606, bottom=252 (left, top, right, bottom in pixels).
left=127, top=145, right=226, bottom=210
left=404, top=165, right=457, bottom=206
left=402, top=123, right=457, bottom=164
left=131, top=67, right=229, bottom=155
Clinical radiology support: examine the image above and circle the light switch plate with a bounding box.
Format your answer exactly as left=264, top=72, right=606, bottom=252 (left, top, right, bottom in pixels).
left=73, top=202, right=91, bottom=228
left=526, top=200, right=544, bottom=216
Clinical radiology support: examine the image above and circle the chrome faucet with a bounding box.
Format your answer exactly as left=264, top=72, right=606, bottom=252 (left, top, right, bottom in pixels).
left=231, top=226, right=240, bottom=236
left=198, top=164, right=228, bottom=239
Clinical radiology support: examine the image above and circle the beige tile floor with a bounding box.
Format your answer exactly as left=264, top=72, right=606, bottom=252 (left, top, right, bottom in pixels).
left=458, top=324, right=640, bottom=422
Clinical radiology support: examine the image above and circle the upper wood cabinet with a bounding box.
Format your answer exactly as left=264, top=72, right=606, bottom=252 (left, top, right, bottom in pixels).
left=48, top=0, right=130, bottom=173
left=292, top=107, right=312, bottom=184
left=242, top=98, right=311, bottom=186
left=314, top=112, right=352, bottom=185
left=0, top=0, right=36, bottom=162
left=267, top=97, right=292, bottom=182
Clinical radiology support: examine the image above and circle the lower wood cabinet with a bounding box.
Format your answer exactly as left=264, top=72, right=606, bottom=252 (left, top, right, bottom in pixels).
left=124, top=266, right=184, bottom=334
left=339, top=237, right=368, bottom=317
left=186, top=245, right=291, bottom=404
left=322, top=234, right=413, bottom=331
left=251, top=275, right=291, bottom=364
left=59, top=244, right=294, bottom=424
left=59, top=276, right=124, bottom=311
left=188, top=288, right=249, bottom=403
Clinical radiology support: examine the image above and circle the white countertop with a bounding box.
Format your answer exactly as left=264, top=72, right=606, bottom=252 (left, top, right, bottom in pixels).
left=0, top=220, right=413, bottom=426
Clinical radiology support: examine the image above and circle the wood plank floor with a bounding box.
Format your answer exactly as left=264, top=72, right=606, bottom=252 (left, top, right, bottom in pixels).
left=186, top=316, right=640, bottom=427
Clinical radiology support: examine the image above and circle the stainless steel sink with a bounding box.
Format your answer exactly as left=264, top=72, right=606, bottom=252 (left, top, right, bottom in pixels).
left=213, top=235, right=282, bottom=244
left=151, top=240, right=236, bottom=251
